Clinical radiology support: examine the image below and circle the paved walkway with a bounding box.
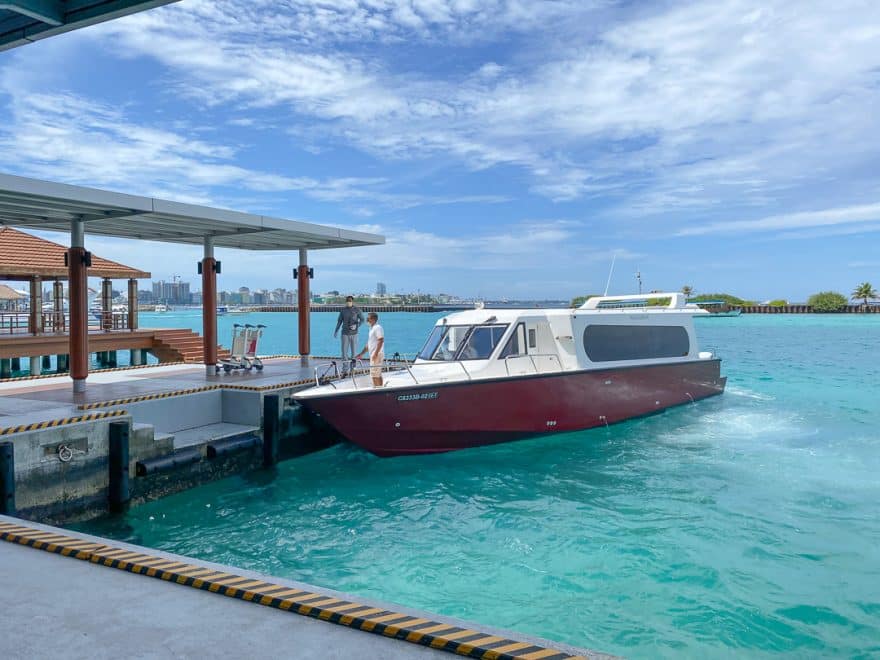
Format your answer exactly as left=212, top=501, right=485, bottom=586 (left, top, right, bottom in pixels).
left=0, top=516, right=605, bottom=660
left=0, top=358, right=326, bottom=426
left=1, top=539, right=452, bottom=659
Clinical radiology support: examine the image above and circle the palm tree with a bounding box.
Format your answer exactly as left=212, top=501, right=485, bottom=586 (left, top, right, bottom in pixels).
left=681, top=285, right=694, bottom=299
left=851, top=282, right=879, bottom=310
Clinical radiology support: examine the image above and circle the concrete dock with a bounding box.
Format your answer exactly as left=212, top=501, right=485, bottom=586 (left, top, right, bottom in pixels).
left=0, top=357, right=353, bottom=521
left=0, top=516, right=606, bottom=660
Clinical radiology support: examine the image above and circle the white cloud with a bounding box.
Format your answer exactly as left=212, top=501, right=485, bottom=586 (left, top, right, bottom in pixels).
left=81, top=0, right=880, bottom=211
left=0, top=73, right=506, bottom=212
left=677, top=202, right=880, bottom=236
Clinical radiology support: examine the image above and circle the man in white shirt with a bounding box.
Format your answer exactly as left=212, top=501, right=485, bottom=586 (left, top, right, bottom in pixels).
left=357, top=312, right=385, bottom=386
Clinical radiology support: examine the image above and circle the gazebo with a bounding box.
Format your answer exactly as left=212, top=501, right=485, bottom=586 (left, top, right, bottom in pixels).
left=0, top=226, right=150, bottom=335
left=0, top=283, right=24, bottom=311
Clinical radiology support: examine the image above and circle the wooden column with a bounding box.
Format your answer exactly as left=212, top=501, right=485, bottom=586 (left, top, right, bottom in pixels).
left=297, top=248, right=310, bottom=366
left=127, top=279, right=138, bottom=330
left=201, top=237, right=217, bottom=375
left=28, top=276, right=43, bottom=335
left=52, top=280, right=64, bottom=332
left=101, top=278, right=113, bottom=331
left=68, top=220, right=89, bottom=393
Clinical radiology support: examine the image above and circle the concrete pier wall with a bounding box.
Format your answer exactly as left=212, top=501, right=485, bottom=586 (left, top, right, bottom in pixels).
left=10, top=416, right=132, bottom=522
left=6, top=385, right=337, bottom=524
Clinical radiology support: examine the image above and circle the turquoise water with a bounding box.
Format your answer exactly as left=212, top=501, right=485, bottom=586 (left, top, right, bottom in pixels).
left=76, top=313, right=880, bottom=658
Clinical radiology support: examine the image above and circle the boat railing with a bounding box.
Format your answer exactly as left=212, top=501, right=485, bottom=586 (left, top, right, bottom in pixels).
left=398, top=359, right=472, bottom=386
left=315, top=356, right=474, bottom=389
left=503, top=353, right=563, bottom=376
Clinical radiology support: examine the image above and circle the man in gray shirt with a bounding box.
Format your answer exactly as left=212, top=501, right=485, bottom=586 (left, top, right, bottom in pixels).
left=334, top=295, right=364, bottom=372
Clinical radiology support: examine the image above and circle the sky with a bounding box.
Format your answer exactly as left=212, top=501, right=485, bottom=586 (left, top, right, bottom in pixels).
left=1, top=0, right=879, bottom=301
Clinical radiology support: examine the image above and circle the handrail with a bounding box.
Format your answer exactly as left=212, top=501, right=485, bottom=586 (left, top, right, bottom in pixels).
left=503, top=352, right=563, bottom=376
left=314, top=360, right=340, bottom=387
left=399, top=359, right=472, bottom=386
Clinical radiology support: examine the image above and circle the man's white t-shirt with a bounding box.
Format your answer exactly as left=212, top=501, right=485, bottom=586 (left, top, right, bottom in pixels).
left=368, top=323, right=384, bottom=359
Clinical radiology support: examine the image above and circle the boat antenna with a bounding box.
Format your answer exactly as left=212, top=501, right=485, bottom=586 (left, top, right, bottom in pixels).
left=636, top=268, right=642, bottom=295
left=603, top=253, right=617, bottom=296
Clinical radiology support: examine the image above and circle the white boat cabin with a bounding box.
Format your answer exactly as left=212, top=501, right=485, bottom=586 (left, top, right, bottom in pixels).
left=304, top=293, right=716, bottom=393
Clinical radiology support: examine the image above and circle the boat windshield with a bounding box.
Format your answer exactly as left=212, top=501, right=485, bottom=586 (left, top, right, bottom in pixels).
left=417, top=324, right=509, bottom=361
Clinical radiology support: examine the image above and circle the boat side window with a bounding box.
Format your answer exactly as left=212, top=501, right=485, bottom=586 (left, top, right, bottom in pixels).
left=457, top=324, right=508, bottom=360
left=499, top=323, right=526, bottom=358
left=528, top=328, right=537, bottom=349
left=583, top=324, right=690, bottom=361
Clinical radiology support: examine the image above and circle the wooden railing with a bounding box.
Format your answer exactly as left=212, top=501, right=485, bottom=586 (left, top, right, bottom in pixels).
left=0, top=311, right=129, bottom=334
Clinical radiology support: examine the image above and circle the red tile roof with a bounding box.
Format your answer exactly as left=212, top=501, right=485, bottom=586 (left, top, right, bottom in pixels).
left=0, top=227, right=150, bottom=280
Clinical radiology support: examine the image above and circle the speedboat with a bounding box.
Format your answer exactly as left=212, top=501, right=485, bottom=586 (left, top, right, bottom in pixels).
left=294, top=293, right=727, bottom=456
left=689, top=300, right=742, bottom=317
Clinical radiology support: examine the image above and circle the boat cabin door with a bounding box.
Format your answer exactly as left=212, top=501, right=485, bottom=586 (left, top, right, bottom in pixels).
left=507, top=319, right=561, bottom=374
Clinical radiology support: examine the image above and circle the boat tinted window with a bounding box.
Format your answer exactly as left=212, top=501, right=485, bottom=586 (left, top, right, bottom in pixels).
left=417, top=326, right=448, bottom=360
left=583, top=324, right=690, bottom=361
left=499, top=323, right=525, bottom=358
left=419, top=325, right=472, bottom=361
left=457, top=325, right=508, bottom=360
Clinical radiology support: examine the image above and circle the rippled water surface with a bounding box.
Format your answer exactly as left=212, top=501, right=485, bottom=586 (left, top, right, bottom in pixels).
left=76, top=313, right=880, bottom=658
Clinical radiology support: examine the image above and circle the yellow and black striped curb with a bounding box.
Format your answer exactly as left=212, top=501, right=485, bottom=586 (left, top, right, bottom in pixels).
left=223, top=379, right=316, bottom=392
left=0, top=520, right=587, bottom=660
left=0, top=361, right=188, bottom=383
left=0, top=410, right=128, bottom=436
left=78, top=385, right=223, bottom=410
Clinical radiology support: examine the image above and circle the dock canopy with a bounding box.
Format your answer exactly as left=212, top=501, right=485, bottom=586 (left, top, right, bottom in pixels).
left=0, top=226, right=150, bottom=280
left=0, top=1, right=180, bottom=52
left=0, top=172, right=384, bottom=392
left=0, top=173, right=383, bottom=250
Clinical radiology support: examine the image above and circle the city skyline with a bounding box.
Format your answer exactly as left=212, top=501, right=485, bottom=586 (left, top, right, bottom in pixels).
left=0, top=2, right=878, bottom=301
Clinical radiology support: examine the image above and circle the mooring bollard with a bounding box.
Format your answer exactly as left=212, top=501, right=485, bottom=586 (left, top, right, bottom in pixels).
left=263, top=394, right=281, bottom=467
left=0, top=441, right=14, bottom=515
left=108, top=421, right=130, bottom=513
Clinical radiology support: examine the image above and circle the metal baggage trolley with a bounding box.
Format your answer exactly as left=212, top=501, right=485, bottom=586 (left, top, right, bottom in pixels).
left=242, top=323, right=265, bottom=371
left=218, top=323, right=248, bottom=373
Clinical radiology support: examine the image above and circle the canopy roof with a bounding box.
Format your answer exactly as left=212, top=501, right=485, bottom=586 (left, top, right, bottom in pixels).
left=0, top=1, right=179, bottom=52
left=0, top=283, right=24, bottom=299
left=0, top=173, right=385, bottom=250
left=0, top=225, right=151, bottom=279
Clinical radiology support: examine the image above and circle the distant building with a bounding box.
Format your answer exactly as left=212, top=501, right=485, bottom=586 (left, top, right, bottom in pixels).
left=376, top=282, right=387, bottom=295
left=152, top=279, right=191, bottom=304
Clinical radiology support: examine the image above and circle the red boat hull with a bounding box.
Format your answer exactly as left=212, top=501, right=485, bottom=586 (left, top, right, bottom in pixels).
left=297, top=360, right=726, bottom=456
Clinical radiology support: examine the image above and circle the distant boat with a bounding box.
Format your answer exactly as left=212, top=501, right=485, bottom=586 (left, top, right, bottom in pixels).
left=689, top=300, right=742, bottom=317
left=228, top=306, right=249, bottom=314
left=216, top=305, right=228, bottom=316
left=154, top=303, right=170, bottom=313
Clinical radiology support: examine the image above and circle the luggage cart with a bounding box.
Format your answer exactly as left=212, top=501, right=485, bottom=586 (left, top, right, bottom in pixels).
left=242, top=324, right=265, bottom=371
left=218, top=323, right=249, bottom=373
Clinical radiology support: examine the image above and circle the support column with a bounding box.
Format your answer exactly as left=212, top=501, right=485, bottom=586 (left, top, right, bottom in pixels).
left=69, top=219, right=89, bottom=393
left=201, top=237, right=218, bottom=376
left=130, top=349, right=142, bottom=366
left=127, top=279, right=138, bottom=330
left=29, top=276, right=43, bottom=335
left=29, top=356, right=41, bottom=376
left=52, top=280, right=64, bottom=332
left=297, top=249, right=311, bottom=367
left=101, top=278, right=112, bottom=331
